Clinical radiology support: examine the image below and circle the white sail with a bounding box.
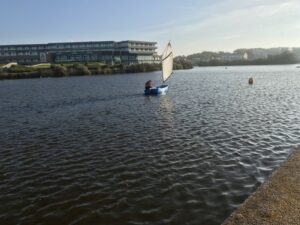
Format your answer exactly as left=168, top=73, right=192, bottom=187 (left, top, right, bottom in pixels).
left=162, top=42, right=173, bottom=82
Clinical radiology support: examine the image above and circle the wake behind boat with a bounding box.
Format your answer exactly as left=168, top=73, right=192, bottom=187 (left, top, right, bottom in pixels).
left=144, top=42, right=173, bottom=95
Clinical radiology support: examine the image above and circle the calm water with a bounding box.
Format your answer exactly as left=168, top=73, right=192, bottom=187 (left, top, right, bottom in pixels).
left=1, top=65, right=300, bottom=225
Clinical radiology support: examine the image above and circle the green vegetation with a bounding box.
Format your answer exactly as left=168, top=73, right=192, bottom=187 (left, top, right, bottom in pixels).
left=124, top=63, right=161, bottom=73
left=195, top=51, right=299, bottom=67
left=27, top=63, right=51, bottom=69
left=174, top=57, right=193, bottom=69
left=52, top=65, right=69, bottom=76
left=0, top=60, right=193, bottom=80
left=6, top=65, right=37, bottom=73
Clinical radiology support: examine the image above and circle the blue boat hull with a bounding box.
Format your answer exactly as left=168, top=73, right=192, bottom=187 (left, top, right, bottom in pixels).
left=144, top=85, right=168, bottom=95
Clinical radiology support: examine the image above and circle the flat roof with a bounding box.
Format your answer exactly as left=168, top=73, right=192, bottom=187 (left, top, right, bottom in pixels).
left=0, top=40, right=157, bottom=47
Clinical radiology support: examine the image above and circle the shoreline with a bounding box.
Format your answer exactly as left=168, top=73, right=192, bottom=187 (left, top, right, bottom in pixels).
left=195, top=62, right=300, bottom=67
left=0, top=61, right=193, bottom=80
left=222, top=147, right=300, bottom=225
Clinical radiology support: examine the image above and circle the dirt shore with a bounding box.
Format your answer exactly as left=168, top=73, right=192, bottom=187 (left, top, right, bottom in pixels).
left=222, top=148, right=300, bottom=225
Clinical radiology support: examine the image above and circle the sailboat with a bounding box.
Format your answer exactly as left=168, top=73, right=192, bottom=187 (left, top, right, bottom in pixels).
left=144, top=42, right=173, bottom=95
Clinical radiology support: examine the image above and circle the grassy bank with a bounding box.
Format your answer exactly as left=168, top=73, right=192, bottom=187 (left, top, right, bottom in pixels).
left=0, top=60, right=193, bottom=80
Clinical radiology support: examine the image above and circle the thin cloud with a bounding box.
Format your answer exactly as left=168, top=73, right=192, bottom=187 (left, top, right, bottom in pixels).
left=145, top=0, right=300, bottom=55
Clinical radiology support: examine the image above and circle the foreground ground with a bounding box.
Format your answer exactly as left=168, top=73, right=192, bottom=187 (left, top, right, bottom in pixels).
left=223, top=148, right=300, bottom=225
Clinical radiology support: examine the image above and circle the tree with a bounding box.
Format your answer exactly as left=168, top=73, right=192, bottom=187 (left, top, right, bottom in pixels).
left=267, top=51, right=298, bottom=64
left=174, top=57, right=193, bottom=69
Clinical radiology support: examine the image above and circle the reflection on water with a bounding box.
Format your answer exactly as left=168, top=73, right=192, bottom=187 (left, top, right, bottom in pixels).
left=0, top=65, right=300, bottom=225
left=159, top=95, right=174, bottom=125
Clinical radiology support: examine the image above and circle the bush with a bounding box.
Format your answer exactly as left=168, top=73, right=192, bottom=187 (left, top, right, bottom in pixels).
left=51, top=65, right=68, bottom=76
left=95, top=67, right=103, bottom=74
left=115, top=64, right=126, bottom=73
left=124, top=63, right=160, bottom=73
left=103, top=67, right=113, bottom=74
left=72, top=64, right=91, bottom=75
left=142, top=63, right=161, bottom=72
left=40, top=69, right=54, bottom=77
left=86, top=62, right=103, bottom=70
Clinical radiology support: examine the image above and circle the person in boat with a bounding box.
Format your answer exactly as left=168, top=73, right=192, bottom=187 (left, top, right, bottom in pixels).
left=145, top=80, right=153, bottom=90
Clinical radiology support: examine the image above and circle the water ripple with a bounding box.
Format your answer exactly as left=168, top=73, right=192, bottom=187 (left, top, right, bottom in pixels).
left=0, top=66, right=300, bottom=225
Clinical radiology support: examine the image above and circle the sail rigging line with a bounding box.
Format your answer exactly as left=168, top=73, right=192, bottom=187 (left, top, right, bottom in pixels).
left=162, top=71, right=173, bottom=83
left=162, top=51, right=173, bottom=62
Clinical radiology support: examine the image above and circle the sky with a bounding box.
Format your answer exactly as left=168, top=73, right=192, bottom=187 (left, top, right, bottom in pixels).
left=0, top=0, right=300, bottom=55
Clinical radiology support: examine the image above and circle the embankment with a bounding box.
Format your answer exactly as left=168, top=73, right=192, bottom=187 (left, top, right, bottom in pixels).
left=222, top=148, right=300, bottom=225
